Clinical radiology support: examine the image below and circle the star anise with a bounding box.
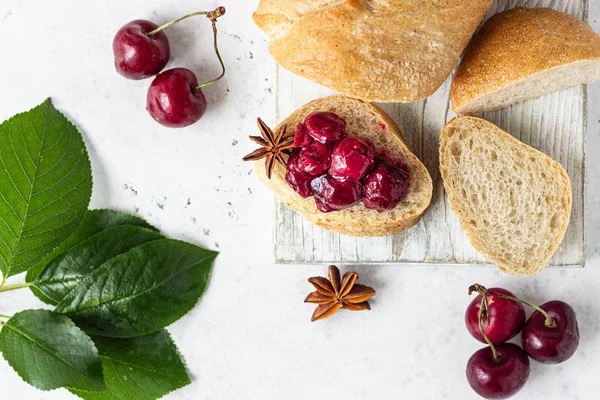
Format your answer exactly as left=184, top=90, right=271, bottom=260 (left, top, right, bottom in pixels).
left=242, top=118, right=294, bottom=179
left=305, top=265, right=376, bottom=322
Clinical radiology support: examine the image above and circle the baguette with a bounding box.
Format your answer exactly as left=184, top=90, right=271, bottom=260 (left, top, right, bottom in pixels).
left=255, top=95, right=433, bottom=237
left=439, top=116, right=572, bottom=276
left=253, top=0, right=492, bottom=102
left=452, top=7, right=600, bottom=115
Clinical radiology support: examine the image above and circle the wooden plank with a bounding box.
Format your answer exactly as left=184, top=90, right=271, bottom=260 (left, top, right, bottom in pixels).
left=273, top=0, right=587, bottom=266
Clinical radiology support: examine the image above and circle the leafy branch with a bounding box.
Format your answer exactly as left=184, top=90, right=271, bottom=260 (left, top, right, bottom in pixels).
left=0, top=100, right=217, bottom=399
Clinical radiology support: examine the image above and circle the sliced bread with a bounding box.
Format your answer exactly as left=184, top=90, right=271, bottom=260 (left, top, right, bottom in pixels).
left=439, top=116, right=572, bottom=276
left=253, top=0, right=492, bottom=102
left=451, top=7, right=600, bottom=115
left=254, top=95, right=433, bottom=237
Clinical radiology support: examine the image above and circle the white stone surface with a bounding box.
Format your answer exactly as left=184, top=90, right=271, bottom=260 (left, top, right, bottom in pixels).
left=0, top=1, right=599, bottom=399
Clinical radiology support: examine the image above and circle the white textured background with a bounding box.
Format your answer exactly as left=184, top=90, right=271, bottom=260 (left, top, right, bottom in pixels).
left=0, top=1, right=599, bottom=399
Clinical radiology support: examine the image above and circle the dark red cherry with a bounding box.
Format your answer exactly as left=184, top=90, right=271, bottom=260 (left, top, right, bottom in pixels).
left=311, top=174, right=361, bottom=212
left=293, top=123, right=313, bottom=148
left=330, top=137, right=375, bottom=181
left=285, top=169, right=314, bottom=198
left=285, top=151, right=314, bottom=198
left=362, top=162, right=410, bottom=211
left=293, top=142, right=332, bottom=177
left=147, top=68, right=207, bottom=128
left=465, top=288, right=526, bottom=345
left=522, top=300, right=579, bottom=364
left=113, top=20, right=170, bottom=80
left=467, top=343, right=530, bottom=399
left=304, top=112, right=346, bottom=144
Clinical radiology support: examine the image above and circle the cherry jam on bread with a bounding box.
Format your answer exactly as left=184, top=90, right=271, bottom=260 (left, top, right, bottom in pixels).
left=285, top=112, right=410, bottom=213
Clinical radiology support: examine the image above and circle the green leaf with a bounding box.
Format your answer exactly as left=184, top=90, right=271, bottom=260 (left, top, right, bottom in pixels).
left=69, top=330, right=190, bottom=400
left=32, top=226, right=164, bottom=305
left=0, top=99, right=92, bottom=278
left=56, top=239, right=217, bottom=338
left=0, top=309, right=105, bottom=391
left=26, top=209, right=156, bottom=284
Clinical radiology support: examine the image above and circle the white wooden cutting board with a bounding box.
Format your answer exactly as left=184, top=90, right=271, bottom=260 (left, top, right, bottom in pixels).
left=273, top=0, right=586, bottom=266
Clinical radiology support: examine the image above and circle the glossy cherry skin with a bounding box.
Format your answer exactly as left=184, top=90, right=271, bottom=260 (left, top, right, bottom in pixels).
left=465, top=288, right=526, bottom=345
left=293, top=123, right=314, bottom=148
left=522, top=300, right=579, bottom=364
left=330, top=137, right=375, bottom=181
left=311, top=174, right=361, bottom=212
left=304, top=112, right=346, bottom=144
left=147, top=68, right=207, bottom=128
left=285, top=151, right=314, bottom=198
left=467, top=343, right=530, bottom=399
left=292, top=141, right=332, bottom=177
left=113, top=20, right=170, bottom=80
left=362, top=162, right=410, bottom=211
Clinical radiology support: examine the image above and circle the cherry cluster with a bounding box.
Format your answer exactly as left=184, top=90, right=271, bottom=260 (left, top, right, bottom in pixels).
left=112, top=7, right=226, bottom=128
left=465, top=284, right=579, bottom=399
left=286, top=112, right=411, bottom=213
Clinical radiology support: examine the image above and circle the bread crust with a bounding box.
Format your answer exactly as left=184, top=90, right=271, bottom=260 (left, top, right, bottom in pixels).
left=255, top=95, right=433, bottom=237
left=253, top=0, right=492, bottom=102
left=439, top=116, right=572, bottom=276
left=452, top=7, right=600, bottom=114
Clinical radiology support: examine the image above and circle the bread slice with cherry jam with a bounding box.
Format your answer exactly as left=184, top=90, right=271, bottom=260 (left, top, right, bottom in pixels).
left=253, top=95, right=433, bottom=237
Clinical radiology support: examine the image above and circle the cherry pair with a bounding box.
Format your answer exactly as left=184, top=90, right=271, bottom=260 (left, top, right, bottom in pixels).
left=113, top=7, right=226, bottom=127
left=464, top=284, right=579, bottom=399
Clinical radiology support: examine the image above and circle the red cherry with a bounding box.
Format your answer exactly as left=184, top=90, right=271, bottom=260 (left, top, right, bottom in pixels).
left=311, top=174, right=361, bottom=212
left=293, top=123, right=314, bottom=148
left=362, top=161, right=410, bottom=211
left=292, top=142, right=332, bottom=177
left=285, top=151, right=314, bottom=198
left=330, top=137, right=375, bottom=181
left=467, top=343, right=530, bottom=399
left=522, top=300, right=579, bottom=364
left=304, top=112, right=346, bottom=144
left=147, top=68, right=207, bottom=128
left=465, top=288, right=526, bottom=345
left=113, top=20, right=170, bottom=80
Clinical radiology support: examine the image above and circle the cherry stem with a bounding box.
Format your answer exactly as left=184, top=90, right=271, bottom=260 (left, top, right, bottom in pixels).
left=146, top=10, right=212, bottom=37
left=0, top=282, right=32, bottom=293
left=469, top=283, right=556, bottom=328
left=0, top=313, right=11, bottom=319
left=478, top=297, right=500, bottom=362
left=193, top=7, right=227, bottom=92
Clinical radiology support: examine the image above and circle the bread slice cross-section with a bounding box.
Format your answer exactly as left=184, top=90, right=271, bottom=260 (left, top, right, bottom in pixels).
left=255, top=95, right=433, bottom=237
left=439, top=116, right=572, bottom=276
left=451, top=7, right=600, bottom=115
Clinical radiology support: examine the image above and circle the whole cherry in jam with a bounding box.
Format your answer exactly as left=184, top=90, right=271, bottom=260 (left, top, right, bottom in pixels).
left=292, top=141, right=332, bottom=177
left=311, top=174, right=361, bottom=212
left=304, top=112, right=346, bottom=144
left=147, top=68, right=207, bottom=128
left=285, top=170, right=314, bottom=198
left=113, top=20, right=170, bottom=80
left=330, top=137, right=375, bottom=181
left=293, top=123, right=313, bottom=148
left=522, top=300, right=579, bottom=364
left=465, top=288, right=526, bottom=345
left=362, top=162, right=410, bottom=211
left=285, top=150, right=314, bottom=198
left=467, top=343, right=530, bottom=399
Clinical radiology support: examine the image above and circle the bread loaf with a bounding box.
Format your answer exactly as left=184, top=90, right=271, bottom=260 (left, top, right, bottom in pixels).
left=452, top=7, right=600, bottom=115
left=253, top=0, right=492, bottom=102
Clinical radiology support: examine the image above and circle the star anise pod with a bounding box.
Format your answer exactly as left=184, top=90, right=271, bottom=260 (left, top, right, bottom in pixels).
left=242, top=118, right=294, bottom=179
left=305, top=265, right=376, bottom=322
